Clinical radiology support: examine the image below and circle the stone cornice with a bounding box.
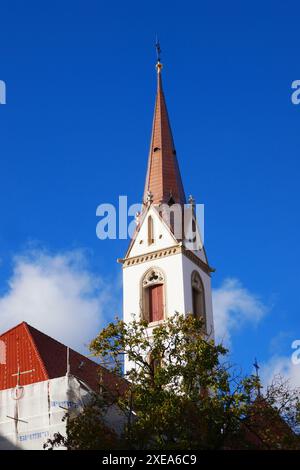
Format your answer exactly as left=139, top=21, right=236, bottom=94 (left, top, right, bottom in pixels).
left=118, top=244, right=215, bottom=275
left=181, top=246, right=215, bottom=275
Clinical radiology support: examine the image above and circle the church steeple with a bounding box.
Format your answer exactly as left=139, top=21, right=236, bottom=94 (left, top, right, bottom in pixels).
left=121, top=48, right=214, bottom=374
left=143, top=56, right=186, bottom=206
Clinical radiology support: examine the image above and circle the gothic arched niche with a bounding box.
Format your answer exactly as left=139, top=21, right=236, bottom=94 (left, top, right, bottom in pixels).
left=142, top=268, right=165, bottom=323
left=191, top=271, right=206, bottom=328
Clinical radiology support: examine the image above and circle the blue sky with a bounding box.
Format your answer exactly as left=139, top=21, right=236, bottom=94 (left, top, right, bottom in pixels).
left=0, top=1, right=300, bottom=383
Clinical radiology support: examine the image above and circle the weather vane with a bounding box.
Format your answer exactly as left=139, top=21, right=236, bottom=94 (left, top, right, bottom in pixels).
left=155, top=36, right=162, bottom=63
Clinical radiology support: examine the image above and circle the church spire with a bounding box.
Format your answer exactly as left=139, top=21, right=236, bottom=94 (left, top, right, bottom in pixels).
left=143, top=48, right=186, bottom=207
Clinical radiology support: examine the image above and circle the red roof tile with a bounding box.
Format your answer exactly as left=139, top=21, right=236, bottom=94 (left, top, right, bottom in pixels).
left=0, top=322, right=126, bottom=394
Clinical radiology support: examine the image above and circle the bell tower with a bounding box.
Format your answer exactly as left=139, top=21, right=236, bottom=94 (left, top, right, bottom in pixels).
left=120, top=52, right=215, bottom=372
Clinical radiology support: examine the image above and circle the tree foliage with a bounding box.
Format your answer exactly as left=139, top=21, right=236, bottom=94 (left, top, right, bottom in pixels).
left=47, top=314, right=300, bottom=450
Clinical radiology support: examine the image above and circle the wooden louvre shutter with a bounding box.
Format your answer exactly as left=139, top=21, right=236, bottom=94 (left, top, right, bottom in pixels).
left=148, top=284, right=164, bottom=322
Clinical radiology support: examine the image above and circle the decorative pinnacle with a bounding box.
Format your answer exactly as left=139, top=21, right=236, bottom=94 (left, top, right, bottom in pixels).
left=189, top=195, right=196, bottom=209
left=146, top=190, right=154, bottom=205
left=135, top=211, right=141, bottom=225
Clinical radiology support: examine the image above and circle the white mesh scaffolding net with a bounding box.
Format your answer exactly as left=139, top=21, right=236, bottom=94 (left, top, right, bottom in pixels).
left=0, top=375, right=90, bottom=450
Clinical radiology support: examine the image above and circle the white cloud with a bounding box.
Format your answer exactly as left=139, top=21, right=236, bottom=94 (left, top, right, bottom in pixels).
left=0, top=249, right=117, bottom=352
left=212, top=278, right=267, bottom=346
left=212, top=279, right=300, bottom=389
left=260, top=354, right=300, bottom=389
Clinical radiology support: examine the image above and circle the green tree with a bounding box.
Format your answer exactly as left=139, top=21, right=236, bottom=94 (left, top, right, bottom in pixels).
left=89, top=313, right=300, bottom=450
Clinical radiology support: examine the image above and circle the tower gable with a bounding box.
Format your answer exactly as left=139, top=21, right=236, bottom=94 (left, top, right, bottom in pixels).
left=127, top=205, right=179, bottom=259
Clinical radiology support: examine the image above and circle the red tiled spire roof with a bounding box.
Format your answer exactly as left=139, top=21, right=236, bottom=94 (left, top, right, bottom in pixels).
left=143, top=62, right=186, bottom=206
left=0, top=322, right=126, bottom=394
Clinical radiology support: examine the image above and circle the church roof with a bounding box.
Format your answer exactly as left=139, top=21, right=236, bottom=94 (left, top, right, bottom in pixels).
left=143, top=61, right=186, bottom=206
left=0, top=322, right=125, bottom=394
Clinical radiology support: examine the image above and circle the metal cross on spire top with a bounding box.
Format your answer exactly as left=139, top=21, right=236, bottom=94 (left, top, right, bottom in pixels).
left=155, top=36, right=162, bottom=63
left=253, top=357, right=260, bottom=377
left=253, top=357, right=262, bottom=396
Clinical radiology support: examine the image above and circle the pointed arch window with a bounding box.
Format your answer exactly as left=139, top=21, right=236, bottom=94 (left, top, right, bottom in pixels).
left=148, top=215, right=154, bottom=245
left=142, top=268, right=165, bottom=323
left=191, top=271, right=206, bottom=328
